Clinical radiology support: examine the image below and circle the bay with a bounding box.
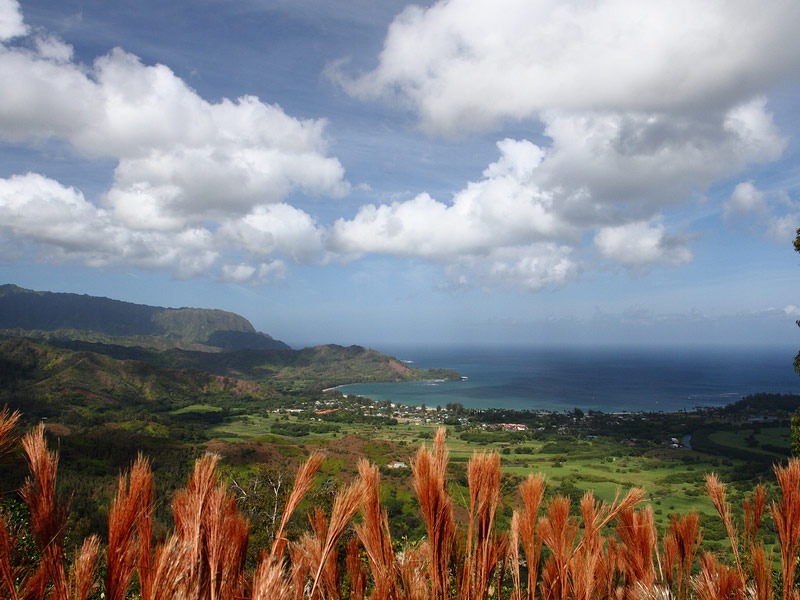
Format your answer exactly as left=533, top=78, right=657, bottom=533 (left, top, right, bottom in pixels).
left=337, top=345, right=800, bottom=413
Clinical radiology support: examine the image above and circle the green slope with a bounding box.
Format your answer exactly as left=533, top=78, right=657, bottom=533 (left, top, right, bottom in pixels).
left=0, top=335, right=461, bottom=418
left=0, top=284, right=289, bottom=351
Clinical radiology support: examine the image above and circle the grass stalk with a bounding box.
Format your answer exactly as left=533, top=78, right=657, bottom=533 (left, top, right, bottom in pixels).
left=354, top=458, right=397, bottom=600
left=705, top=473, right=746, bottom=589
left=269, top=450, right=324, bottom=563
left=309, top=479, right=365, bottom=599
left=251, top=554, right=289, bottom=600
left=20, top=424, right=69, bottom=600
left=616, top=506, right=658, bottom=597
left=693, top=552, right=745, bottom=600
left=345, top=537, right=367, bottom=600
left=106, top=454, right=153, bottom=600
left=518, top=474, right=545, bottom=600
left=67, top=534, right=100, bottom=600
left=539, top=495, right=578, bottom=600
left=412, top=427, right=455, bottom=600
left=770, top=459, right=800, bottom=600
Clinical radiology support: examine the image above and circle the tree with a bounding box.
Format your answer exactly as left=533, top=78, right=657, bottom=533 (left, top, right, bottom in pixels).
left=792, top=229, right=800, bottom=377
left=792, top=228, right=800, bottom=456
left=446, top=402, right=465, bottom=415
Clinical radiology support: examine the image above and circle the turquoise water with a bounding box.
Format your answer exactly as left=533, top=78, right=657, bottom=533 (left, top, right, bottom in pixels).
left=338, top=345, right=800, bottom=413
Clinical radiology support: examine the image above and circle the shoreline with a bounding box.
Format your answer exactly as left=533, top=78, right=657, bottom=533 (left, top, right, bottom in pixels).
left=331, top=382, right=745, bottom=415
left=326, top=385, right=797, bottom=419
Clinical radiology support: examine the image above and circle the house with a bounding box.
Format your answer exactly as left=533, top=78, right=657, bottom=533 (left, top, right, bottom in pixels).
left=500, top=423, right=529, bottom=431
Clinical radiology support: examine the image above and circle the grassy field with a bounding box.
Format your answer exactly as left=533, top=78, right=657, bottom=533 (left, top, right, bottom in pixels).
left=206, top=410, right=775, bottom=548
left=170, top=403, right=224, bottom=415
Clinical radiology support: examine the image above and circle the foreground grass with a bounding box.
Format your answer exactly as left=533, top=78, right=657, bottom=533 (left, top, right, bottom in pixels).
left=2, top=408, right=797, bottom=600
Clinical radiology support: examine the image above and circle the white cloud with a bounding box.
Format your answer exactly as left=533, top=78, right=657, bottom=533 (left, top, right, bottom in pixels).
left=335, top=0, right=800, bottom=136
left=0, top=0, right=26, bottom=42
left=33, top=35, right=73, bottom=63
left=0, top=173, right=220, bottom=278
left=217, top=204, right=326, bottom=264
left=0, top=43, right=350, bottom=228
left=0, top=172, right=330, bottom=283
left=327, top=0, right=796, bottom=288
left=452, top=244, right=578, bottom=291
left=329, top=139, right=585, bottom=289
left=331, top=100, right=782, bottom=283
left=785, top=305, right=800, bottom=317
left=1, top=0, right=796, bottom=292
left=723, top=180, right=800, bottom=244
left=766, top=213, right=800, bottom=245
left=593, top=221, right=693, bottom=270
left=219, top=260, right=288, bottom=285
left=0, top=7, right=349, bottom=284
left=724, top=181, right=768, bottom=221
left=531, top=100, right=785, bottom=226
left=330, top=138, right=571, bottom=257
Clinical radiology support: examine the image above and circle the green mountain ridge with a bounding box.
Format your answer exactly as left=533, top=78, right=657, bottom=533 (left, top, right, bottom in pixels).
left=0, top=284, right=289, bottom=351
left=0, top=285, right=461, bottom=421
left=42, top=337, right=457, bottom=386
left=0, top=334, right=460, bottom=421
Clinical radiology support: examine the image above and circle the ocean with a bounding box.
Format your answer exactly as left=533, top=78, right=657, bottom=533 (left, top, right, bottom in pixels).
left=337, top=345, right=800, bottom=413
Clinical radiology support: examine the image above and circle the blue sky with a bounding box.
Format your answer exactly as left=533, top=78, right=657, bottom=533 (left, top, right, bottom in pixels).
left=0, top=0, right=799, bottom=349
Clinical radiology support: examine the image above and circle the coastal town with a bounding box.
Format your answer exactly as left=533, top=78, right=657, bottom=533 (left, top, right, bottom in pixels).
left=263, top=389, right=798, bottom=457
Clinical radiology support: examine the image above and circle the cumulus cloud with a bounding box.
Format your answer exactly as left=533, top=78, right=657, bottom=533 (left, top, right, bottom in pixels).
left=327, top=0, right=796, bottom=286
left=33, top=35, right=73, bottom=63
left=217, top=204, right=327, bottom=264
left=0, top=0, right=26, bottom=41
left=449, top=244, right=578, bottom=291
left=593, top=221, right=693, bottom=269
left=0, top=45, right=349, bottom=228
left=0, top=173, right=219, bottom=278
left=0, top=1, right=348, bottom=284
left=219, top=260, right=288, bottom=285
left=766, top=214, right=800, bottom=245
left=329, top=138, right=584, bottom=288
left=330, top=139, right=570, bottom=258
left=723, top=181, right=768, bottom=221
left=534, top=99, right=785, bottom=225
left=723, top=181, right=800, bottom=243
left=0, top=172, right=329, bottom=283
left=335, top=0, right=800, bottom=136
left=329, top=102, right=779, bottom=282
left=1, top=0, right=797, bottom=291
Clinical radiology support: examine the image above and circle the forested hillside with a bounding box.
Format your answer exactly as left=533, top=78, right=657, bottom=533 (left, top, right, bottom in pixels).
left=0, top=284, right=289, bottom=351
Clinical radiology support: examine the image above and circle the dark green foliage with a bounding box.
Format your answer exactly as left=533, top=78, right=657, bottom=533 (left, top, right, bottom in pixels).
left=459, top=430, right=528, bottom=444
left=0, top=497, right=40, bottom=570
left=0, top=283, right=167, bottom=335
left=204, top=329, right=288, bottom=350
left=425, top=367, right=463, bottom=380
left=793, top=413, right=800, bottom=457
left=0, top=283, right=289, bottom=351
left=724, top=393, right=800, bottom=414
left=42, top=340, right=457, bottom=393
left=313, top=408, right=397, bottom=426
left=792, top=228, right=800, bottom=455
left=271, top=422, right=311, bottom=437
left=691, top=427, right=773, bottom=464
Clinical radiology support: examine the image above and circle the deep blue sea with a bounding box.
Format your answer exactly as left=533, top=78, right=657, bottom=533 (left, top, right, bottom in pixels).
left=338, top=346, right=800, bottom=413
